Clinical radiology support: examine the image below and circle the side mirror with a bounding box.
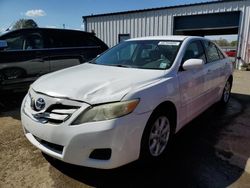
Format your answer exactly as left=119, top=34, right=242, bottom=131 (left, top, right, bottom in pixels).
left=182, top=59, right=204, bottom=70
left=0, top=40, right=8, bottom=51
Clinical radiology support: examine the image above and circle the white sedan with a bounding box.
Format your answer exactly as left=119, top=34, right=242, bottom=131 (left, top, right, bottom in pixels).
left=21, top=36, right=233, bottom=169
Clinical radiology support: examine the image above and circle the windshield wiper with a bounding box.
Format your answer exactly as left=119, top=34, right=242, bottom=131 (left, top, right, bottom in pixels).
left=88, top=60, right=96, bottom=64
left=112, top=64, right=132, bottom=68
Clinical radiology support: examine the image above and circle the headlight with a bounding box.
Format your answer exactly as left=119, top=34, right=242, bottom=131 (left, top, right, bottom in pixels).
left=71, top=99, right=139, bottom=125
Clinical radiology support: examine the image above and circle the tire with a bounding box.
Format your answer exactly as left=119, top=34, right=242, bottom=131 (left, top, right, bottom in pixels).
left=3, top=68, right=25, bottom=80
left=220, top=79, right=232, bottom=105
left=140, top=110, right=173, bottom=163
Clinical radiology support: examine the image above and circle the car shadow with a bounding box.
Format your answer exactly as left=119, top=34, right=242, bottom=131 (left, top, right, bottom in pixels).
left=0, top=92, right=25, bottom=120
left=44, top=93, right=250, bottom=188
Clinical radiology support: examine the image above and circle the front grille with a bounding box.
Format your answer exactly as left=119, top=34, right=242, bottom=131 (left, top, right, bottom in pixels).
left=34, top=136, right=64, bottom=154
left=27, top=90, right=83, bottom=125
left=33, top=104, right=79, bottom=124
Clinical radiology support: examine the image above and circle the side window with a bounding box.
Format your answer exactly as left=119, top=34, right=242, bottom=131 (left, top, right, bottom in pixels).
left=48, top=31, right=99, bottom=48
left=76, top=34, right=100, bottom=47
left=24, top=32, right=44, bottom=50
left=182, top=41, right=206, bottom=63
left=48, top=31, right=75, bottom=48
left=216, top=47, right=225, bottom=59
left=4, top=34, right=25, bottom=51
left=204, top=41, right=221, bottom=63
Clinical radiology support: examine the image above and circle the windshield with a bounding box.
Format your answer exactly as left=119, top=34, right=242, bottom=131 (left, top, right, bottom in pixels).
left=93, top=40, right=181, bottom=70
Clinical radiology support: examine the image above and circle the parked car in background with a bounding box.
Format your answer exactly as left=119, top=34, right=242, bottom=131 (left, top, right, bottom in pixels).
left=225, top=49, right=236, bottom=57
left=21, top=36, right=233, bottom=169
left=223, top=48, right=237, bottom=66
left=0, top=28, right=108, bottom=92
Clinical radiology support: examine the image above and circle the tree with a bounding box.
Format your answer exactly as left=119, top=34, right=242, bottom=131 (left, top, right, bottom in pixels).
left=231, top=40, right=238, bottom=47
left=213, top=38, right=230, bottom=46
left=11, top=19, right=38, bottom=30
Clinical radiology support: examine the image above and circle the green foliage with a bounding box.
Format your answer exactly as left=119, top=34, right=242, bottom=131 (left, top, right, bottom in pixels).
left=12, top=19, right=38, bottom=30
left=230, top=40, right=238, bottom=47
left=212, top=38, right=238, bottom=47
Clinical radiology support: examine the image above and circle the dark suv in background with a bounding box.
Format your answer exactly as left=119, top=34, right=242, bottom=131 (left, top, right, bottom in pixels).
left=0, top=28, right=108, bottom=92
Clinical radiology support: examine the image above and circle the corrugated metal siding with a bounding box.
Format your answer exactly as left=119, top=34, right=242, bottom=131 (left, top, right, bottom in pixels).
left=85, top=0, right=250, bottom=66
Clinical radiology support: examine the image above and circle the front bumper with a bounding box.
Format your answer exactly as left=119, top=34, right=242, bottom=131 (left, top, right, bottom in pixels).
left=21, top=93, right=151, bottom=169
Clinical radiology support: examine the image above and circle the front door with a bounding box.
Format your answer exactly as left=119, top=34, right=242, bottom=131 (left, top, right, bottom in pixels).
left=178, top=40, right=207, bottom=125
left=0, top=30, right=50, bottom=82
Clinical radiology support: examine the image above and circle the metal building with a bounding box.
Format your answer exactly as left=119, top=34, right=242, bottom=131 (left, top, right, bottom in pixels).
left=83, top=0, right=250, bottom=68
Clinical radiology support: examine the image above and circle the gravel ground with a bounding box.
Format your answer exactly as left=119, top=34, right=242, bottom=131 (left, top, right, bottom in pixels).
left=0, top=100, right=89, bottom=188
left=1, top=70, right=250, bottom=188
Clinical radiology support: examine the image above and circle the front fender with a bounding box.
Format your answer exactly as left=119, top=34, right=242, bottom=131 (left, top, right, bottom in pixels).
left=122, top=76, right=181, bottom=115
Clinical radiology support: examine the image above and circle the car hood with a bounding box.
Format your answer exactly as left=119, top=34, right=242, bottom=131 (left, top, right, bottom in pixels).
left=32, top=63, right=165, bottom=104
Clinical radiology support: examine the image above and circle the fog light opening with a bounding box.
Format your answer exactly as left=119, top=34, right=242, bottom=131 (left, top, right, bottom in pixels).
left=89, top=148, right=112, bottom=160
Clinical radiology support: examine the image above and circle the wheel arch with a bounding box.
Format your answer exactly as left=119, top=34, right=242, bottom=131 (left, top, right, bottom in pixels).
left=139, top=100, right=178, bottom=160
left=148, top=100, right=177, bottom=134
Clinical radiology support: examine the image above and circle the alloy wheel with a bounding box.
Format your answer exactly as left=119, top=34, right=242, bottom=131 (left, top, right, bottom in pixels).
left=148, top=116, right=170, bottom=157
left=223, top=81, right=231, bottom=103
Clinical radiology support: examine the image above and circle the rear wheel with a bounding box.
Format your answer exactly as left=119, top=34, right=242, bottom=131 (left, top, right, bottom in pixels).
left=220, top=79, right=232, bottom=105
left=140, top=110, right=173, bottom=162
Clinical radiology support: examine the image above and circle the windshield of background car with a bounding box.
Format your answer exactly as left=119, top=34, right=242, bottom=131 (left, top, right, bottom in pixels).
left=93, top=40, right=181, bottom=70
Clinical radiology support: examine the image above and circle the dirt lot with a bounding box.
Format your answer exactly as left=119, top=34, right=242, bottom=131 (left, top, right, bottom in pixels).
left=1, top=71, right=250, bottom=188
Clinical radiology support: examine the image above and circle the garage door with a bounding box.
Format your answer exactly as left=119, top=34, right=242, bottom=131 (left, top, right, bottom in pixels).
left=174, top=11, right=240, bottom=36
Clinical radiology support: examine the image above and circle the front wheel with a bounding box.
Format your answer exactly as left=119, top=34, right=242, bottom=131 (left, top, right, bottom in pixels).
left=140, top=111, right=173, bottom=162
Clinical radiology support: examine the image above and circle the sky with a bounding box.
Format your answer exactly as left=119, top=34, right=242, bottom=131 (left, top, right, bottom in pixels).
left=0, top=0, right=237, bottom=41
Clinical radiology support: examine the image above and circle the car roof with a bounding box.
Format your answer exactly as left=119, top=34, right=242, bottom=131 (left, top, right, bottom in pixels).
left=128, top=35, right=204, bottom=41
left=0, top=27, right=92, bottom=37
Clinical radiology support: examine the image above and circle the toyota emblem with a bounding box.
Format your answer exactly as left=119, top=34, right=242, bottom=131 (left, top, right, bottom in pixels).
left=35, top=98, right=46, bottom=111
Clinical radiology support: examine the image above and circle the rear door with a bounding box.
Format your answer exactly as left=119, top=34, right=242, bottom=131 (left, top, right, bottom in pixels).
left=178, top=40, right=207, bottom=124
left=46, top=30, right=105, bottom=72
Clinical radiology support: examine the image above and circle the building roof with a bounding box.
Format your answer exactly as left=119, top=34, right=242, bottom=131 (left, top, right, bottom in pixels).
left=83, top=0, right=243, bottom=19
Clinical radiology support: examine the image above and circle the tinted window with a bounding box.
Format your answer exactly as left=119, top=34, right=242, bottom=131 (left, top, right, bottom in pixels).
left=204, top=41, right=220, bottom=63
left=182, top=40, right=206, bottom=63
left=24, top=32, right=44, bottom=49
left=48, top=31, right=75, bottom=48
left=75, top=33, right=101, bottom=47
left=4, top=34, right=25, bottom=51
left=48, top=30, right=100, bottom=48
